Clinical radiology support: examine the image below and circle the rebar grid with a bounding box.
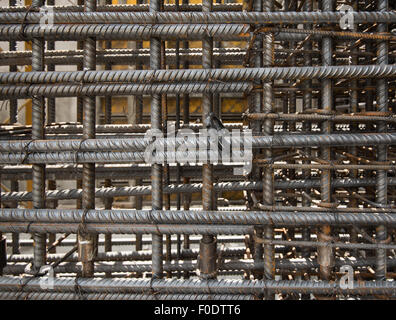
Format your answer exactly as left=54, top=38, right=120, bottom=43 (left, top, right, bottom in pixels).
left=0, top=0, right=395, bottom=301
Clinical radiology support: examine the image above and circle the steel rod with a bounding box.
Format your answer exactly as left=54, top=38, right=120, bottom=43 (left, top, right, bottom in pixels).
left=0, top=277, right=395, bottom=295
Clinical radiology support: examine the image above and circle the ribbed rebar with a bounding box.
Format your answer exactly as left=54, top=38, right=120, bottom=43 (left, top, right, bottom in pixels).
left=0, top=276, right=395, bottom=295
left=2, top=131, right=396, bottom=153
left=318, top=0, right=334, bottom=284
left=375, top=0, right=389, bottom=281
left=150, top=0, right=163, bottom=280
left=3, top=208, right=396, bottom=227
left=1, top=11, right=396, bottom=25
left=31, top=0, right=46, bottom=272
left=79, top=0, right=97, bottom=278
left=199, top=0, right=217, bottom=281
left=1, top=65, right=395, bottom=84
left=262, top=0, right=275, bottom=298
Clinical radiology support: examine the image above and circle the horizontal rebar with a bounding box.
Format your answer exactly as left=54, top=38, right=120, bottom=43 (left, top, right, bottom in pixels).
left=1, top=208, right=396, bottom=227
left=0, top=132, right=395, bottom=155
left=2, top=11, right=395, bottom=25
left=1, top=65, right=395, bottom=84
left=0, top=24, right=249, bottom=40
left=5, top=257, right=396, bottom=275
left=7, top=248, right=246, bottom=263
left=0, top=222, right=254, bottom=234
left=0, top=291, right=255, bottom=300
left=0, top=3, right=243, bottom=13
left=0, top=82, right=251, bottom=99
left=0, top=276, right=395, bottom=295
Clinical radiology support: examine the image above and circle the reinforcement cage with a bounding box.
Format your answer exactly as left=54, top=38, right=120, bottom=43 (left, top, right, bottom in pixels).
left=0, top=0, right=395, bottom=300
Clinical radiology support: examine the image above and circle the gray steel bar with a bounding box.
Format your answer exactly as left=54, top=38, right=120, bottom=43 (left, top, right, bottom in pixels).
left=199, top=0, right=217, bottom=280
left=0, top=23, right=249, bottom=40
left=2, top=208, right=396, bottom=227
left=0, top=291, right=254, bottom=300
left=1, top=131, right=396, bottom=153
left=46, top=0, right=56, bottom=256
left=262, top=0, right=274, bottom=297
left=0, top=82, right=252, bottom=99
left=318, top=0, right=334, bottom=282
left=79, top=0, right=97, bottom=278
left=7, top=247, right=247, bottom=263
left=150, top=0, right=163, bottom=280
left=376, top=0, right=389, bottom=281
left=5, top=257, right=396, bottom=275
left=0, top=3, right=244, bottom=13
left=2, top=11, right=396, bottom=25
left=0, top=276, right=395, bottom=295
left=31, top=0, right=46, bottom=272
left=251, top=0, right=263, bottom=281
left=1, top=65, right=395, bottom=84
left=301, top=0, right=313, bottom=264
left=103, top=2, right=113, bottom=263
left=0, top=222, right=254, bottom=235
left=8, top=0, right=19, bottom=257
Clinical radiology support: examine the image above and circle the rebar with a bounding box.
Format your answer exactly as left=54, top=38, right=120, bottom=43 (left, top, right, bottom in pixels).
left=31, top=0, right=46, bottom=272
left=150, top=0, right=163, bottom=280
left=79, top=0, right=97, bottom=278
left=0, top=0, right=395, bottom=301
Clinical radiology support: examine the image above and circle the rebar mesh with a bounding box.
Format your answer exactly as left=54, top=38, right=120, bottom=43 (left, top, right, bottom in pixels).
left=0, top=0, right=395, bottom=300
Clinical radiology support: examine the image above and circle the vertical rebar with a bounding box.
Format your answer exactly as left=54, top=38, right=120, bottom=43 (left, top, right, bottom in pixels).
left=251, top=0, right=263, bottom=281
left=376, top=0, right=389, bottom=281
left=161, top=36, right=172, bottom=279
left=301, top=0, right=313, bottom=262
left=285, top=0, right=297, bottom=219
left=79, top=0, right=97, bottom=278
left=262, top=0, right=275, bottom=300
left=76, top=0, right=84, bottom=213
left=103, top=0, right=113, bottom=275
left=181, top=0, right=191, bottom=279
left=175, top=0, right=182, bottom=279
left=134, top=0, right=144, bottom=253
left=199, top=0, right=217, bottom=280
left=150, top=0, right=163, bottom=279
left=318, top=0, right=334, bottom=284
left=348, top=0, right=359, bottom=258
left=31, top=0, right=46, bottom=271
left=46, top=0, right=56, bottom=255
left=8, top=0, right=17, bottom=124
left=300, top=1, right=313, bottom=300
left=213, top=0, right=221, bottom=118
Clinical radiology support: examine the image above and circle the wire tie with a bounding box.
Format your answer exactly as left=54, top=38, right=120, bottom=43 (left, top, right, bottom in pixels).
left=149, top=276, right=158, bottom=299
left=74, top=276, right=85, bottom=300
left=205, top=278, right=212, bottom=299
left=74, top=138, right=87, bottom=164
left=145, top=69, right=155, bottom=85
left=378, top=235, right=392, bottom=245
left=78, top=67, right=89, bottom=97
left=77, top=208, right=90, bottom=238
left=16, top=275, right=33, bottom=300
left=217, top=243, right=225, bottom=269
left=204, top=18, right=210, bottom=37
left=19, top=5, right=35, bottom=39
left=25, top=221, right=33, bottom=234
left=271, top=134, right=282, bottom=149
left=148, top=210, right=161, bottom=235
left=272, top=27, right=282, bottom=37
left=332, top=210, right=340, bottom=228
left=21, top=140, right=34, bottom=165
left=16, top=259, right=46, bottom=300
left=318, top=201, right=339, bottom=209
